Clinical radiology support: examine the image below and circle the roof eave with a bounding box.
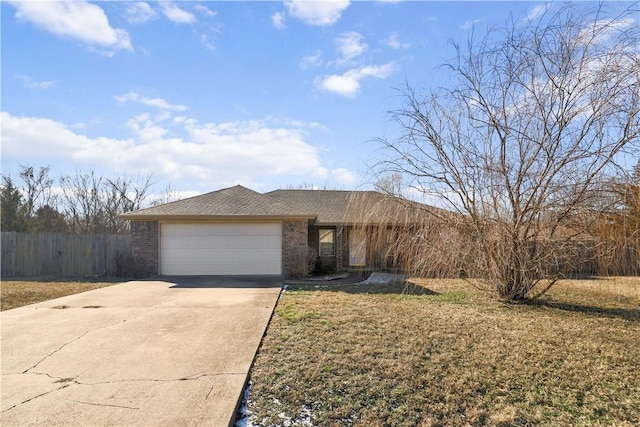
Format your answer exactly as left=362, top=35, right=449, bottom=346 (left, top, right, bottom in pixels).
left=118, top=214, right=316, bottom=221
left=313, top=220, right=428, bottom=227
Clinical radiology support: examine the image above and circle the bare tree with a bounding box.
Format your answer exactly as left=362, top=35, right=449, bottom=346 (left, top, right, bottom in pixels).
left=103, top=174, right=154, bottom=233
left=18, top=165, right=55, bottom=218
left=59, top=171, right=105, bottom=234
left=374, top=173, right=405, bottom=197
left=377, top=3, right=640, bottom=300
left=60, top=171, right=156, bottom=234
left=149, top=183, right=182, bottom=207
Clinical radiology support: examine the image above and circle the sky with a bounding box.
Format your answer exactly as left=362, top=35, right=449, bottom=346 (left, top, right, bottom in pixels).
left=1, top=1, right=635, bottom=200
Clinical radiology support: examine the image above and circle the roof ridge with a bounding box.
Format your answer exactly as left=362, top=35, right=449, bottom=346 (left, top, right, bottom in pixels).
left=125, top=184, right=254, bottom=215
left=257, top=189, right=309, bottom=213
left=121, top=184, right=317, bottom=218
left=267, top=189, right=380, bottom=194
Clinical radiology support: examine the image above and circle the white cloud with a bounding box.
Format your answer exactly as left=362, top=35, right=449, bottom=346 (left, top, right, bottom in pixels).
left=160, top=2, right=196, bottom=24
left=1, top=112, right=333, bottom=192
left=125, top=2, right=157, bottom=24
left=331, top=168, right=358, bottom=187
left=194, top=4, right=216, bottom=17
left=334, top=31, right=367, bottom=65
left=459, top=18, right=483, bottom=30
left=116, top=92, right=188, bottom=112
left=315, top=62, right=396, bottom=97
left=17, top=75, right=58, bottom=89
left=300, top=51, right=323, bottom=69
left=183, top=120, right=324, bottom=176
left=579, top=17, right=636, bottom=45
left=272, top=12, right=286, bottom=30
left=525, top=4, right=550, bottom=22
left=1, top=112, right=128, bottom=164
left=285, top=0, right=350, bottom=26
left=382, top=33, right=410, bottom=50
left=7, top=0, right=132, bottom=52
left=200, top=34, right=215, bottom=51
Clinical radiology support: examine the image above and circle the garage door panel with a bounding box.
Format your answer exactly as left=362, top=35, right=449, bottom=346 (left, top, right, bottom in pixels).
left=160, top=223, right=282, bottom=275
left=165, top=237, right=281, bottom=251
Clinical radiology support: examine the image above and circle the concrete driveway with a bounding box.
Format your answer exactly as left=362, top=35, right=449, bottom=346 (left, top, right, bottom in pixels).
left=1, top=276, right=283, bottom=427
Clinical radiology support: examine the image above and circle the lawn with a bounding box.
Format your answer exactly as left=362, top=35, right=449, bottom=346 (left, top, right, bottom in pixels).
left=1, top=278, right=119, bottom=311
left=246, top=277, right=640, bottom=426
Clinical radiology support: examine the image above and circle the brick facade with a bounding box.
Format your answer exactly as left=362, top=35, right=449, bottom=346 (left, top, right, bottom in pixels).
left=282, top=220, right=309, bottom=278
left=131, top=220, right=159, bottom=276
left=336, top=226, right=348, bottom=270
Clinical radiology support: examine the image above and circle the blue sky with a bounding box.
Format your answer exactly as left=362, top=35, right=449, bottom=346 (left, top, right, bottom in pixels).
left=1, top=1, right=630, bottom=199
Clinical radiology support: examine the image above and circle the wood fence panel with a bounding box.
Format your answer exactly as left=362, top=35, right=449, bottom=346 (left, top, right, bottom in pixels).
left=105, top=235, right=130, bottom=275
left=1, top=232, right=16, bottom=276
left=1, top=232, right=132, bottom=278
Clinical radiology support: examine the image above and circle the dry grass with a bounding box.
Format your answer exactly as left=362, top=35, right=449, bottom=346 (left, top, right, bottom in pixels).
left=247, top=277, right=640, bottom=426
left=1, top=278, right=119, bottom=311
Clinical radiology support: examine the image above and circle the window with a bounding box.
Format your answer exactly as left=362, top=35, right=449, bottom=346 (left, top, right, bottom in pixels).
left=319, top=228, right=335, bottom=256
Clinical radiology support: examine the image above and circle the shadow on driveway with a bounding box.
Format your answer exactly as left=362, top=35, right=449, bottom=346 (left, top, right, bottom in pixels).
left=148, top=275, right=285, bottom=289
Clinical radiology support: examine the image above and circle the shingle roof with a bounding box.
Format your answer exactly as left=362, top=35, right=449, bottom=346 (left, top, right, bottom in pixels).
left=121, top=185, right=437, bottom=224
left=266, top=189, right=433, bottom=225
left=120, top=185, right=313, bottom=220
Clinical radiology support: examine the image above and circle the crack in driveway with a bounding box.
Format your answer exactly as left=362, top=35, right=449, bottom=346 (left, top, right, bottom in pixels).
left=22, top=307, right=158, bottom=374
left=1, top=383, right=72, bottom=413
left=21, top=332, right=90, bottom=374
left=58, top=397, right=140, bottom=410
left=2, top=371, right=245, bottom=414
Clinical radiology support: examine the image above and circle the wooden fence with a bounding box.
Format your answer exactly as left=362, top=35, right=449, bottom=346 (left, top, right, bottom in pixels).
left=1, top=232, right=132, bottom=277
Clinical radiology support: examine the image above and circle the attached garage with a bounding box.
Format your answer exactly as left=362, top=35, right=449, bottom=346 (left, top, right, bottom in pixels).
left=160, top=222, right=282, bottom=275
left=121, top=185, right=313, bottom=277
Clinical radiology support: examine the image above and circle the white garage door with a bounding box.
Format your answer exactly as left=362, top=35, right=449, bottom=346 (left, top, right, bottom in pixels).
left=160, top=223, right=282, bottom=275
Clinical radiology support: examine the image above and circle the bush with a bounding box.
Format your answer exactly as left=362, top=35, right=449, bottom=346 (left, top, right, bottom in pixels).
left=115, top=253, right=146, bottom=278
left=312, top=256, right=336, bottom=276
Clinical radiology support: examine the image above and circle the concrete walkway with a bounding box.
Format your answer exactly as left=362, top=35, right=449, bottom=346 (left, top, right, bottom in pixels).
left=1, top=276, right=283, bottom=427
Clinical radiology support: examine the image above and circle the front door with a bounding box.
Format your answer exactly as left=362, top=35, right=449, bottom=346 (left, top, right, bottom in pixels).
left=349, top=229, right=366, bottom=267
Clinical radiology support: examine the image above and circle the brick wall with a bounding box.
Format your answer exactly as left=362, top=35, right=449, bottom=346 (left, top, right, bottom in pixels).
left=130, top=220, right=159, bottom=276
left=336, top=226, right=347, bottom=270
left=282, top=220, right=309, bottom=278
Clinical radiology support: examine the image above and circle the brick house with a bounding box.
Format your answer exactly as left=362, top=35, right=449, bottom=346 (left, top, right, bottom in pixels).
left=121, top=185, right=433, bottom=278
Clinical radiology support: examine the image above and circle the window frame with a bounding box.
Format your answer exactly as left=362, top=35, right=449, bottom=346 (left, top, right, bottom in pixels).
left=318, top=228, right=336, bottom=257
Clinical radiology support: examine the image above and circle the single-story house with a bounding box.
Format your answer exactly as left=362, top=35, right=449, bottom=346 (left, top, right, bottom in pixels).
left=120, top=185, right=435, bottom=278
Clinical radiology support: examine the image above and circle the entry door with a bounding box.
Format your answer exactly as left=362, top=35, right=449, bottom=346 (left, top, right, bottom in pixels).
left=349, top=229, right=366, bottom=266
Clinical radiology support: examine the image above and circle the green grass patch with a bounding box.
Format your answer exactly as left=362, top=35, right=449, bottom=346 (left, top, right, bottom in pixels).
left=248, top=277, right=640, bottom=426
left=279, top=301, right=323, bottom=322
left=433, top=290, right=468, bottom=304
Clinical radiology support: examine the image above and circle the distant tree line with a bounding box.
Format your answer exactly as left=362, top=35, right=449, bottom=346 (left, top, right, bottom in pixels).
left=1, top=165, right=177, bottom=234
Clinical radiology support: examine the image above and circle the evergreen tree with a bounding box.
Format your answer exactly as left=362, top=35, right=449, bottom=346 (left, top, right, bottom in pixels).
left=1, top=176, right=27, bottom=231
